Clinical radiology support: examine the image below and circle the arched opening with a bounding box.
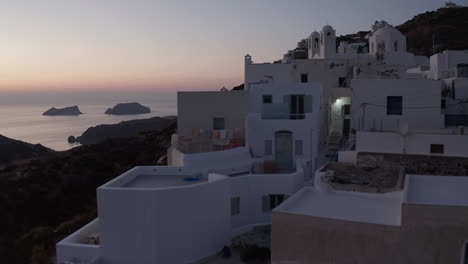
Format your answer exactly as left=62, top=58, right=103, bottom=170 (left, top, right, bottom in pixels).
left=275, top=131, right=293, bottom=171
left=314, top=38, right=319, bottom=49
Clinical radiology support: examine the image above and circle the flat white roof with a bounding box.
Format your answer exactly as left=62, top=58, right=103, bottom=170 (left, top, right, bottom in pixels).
left=404, top=175, right=468, bottom=207
left=122, top=174, right=206, bottom=188
left=276, top=187, right=402, bottom=226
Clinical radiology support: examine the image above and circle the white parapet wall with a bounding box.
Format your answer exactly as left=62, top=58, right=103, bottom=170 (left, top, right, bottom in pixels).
left=57, top=156, right=308, bottom=263
left=356, top=131, right=468, bottom=157
left=97, top=169, right=232, bottom=264
left=56, top=219, right=101, bottom=263
left=230, top=160, right=305, bottom=230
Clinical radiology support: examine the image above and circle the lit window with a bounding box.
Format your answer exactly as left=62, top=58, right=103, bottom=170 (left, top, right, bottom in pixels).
left=387, top=96, right=402, bottom=115
left=213, top=117, right=225, bottom=130
left=231, top=197, right=240, bottom=216
left=430, top=144, right=444, bottom=154
left=263, top=95, right=272, bottom=104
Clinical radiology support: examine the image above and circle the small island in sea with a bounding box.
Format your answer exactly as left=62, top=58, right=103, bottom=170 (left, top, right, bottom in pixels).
left=43, top=105, right=82, bottom=116
left=105, top=102, right=150, bottom=115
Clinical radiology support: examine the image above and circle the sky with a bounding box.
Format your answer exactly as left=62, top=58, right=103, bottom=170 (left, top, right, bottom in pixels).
left=0, top=0, right=465, bottom=93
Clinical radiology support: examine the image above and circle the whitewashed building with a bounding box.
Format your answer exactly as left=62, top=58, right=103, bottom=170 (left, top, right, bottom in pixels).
left=57, top=18, right=468, bottom=264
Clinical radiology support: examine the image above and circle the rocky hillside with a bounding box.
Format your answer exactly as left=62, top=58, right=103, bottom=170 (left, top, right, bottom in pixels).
left=0, top=135, right=54, bottom=165
left=76, top=116, right=176, bottom=145
left=397, top=7, right=468, bottom=56
left=336, top=7, right=468, bottom=57
left=0, top=121, right=176, bottom=264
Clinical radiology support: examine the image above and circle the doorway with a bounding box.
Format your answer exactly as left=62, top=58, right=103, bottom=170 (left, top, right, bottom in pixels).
left=343, top=119, right=350, bottom=137
left=275, top=131, right=293, bottom=170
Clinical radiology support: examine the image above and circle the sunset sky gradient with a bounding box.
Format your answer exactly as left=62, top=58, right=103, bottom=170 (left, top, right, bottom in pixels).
left=0, top=0, right=462, bottom=93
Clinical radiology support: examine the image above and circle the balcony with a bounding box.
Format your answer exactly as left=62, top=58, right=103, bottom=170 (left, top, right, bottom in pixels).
left=261, top=103, right=305, bottom=120
left=176, top=128, right=245, bottom=154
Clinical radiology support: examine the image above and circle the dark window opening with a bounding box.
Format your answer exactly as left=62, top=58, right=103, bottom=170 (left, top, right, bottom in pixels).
left=213, top=117, right=225, bottom=130
left=452, top=80, right=456, bottom=99
left=430, top=144, right=444, bottom=154
left=394, top=41, right=398, bottom=52
left=343, top=104, right=351, bottom=115
left=263, top=95, right=272, bottom=104
left=301, top=73, right=308, bottom=83
left=387, top=96, right=402, bottom=115
left=231, top=197, right=240, bottom=216
left=295, top=140, right=303, bottom=155
left=338, top=77, right=347, bottom=87
left=441, top=99, right=446, bottom=110
left=290, top=95, right=305, bottom=119
left=262, top=194, right=285, bottom=212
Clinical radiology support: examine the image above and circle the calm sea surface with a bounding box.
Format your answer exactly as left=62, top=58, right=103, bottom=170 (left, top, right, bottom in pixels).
left=0, top=91, right=177, bottom=151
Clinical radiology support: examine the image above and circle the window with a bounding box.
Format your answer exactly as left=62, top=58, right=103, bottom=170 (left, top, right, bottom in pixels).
left=441, top=99, right=446, bottom=110
left=295, top=140, right=303, bottom=155
left=342, top=104, right=351, bottom=115
left=314, top=38, right=319, bottom=48
left=386, top=96, right=402, bottom=115
left=394, top=40, right=398, bottom=52
left=338, top=77, right=347, bottom=87
left=290, top=95, right=305, bottom=119
left=301, top=73, right=308, bottom=83
left=262, top=194, right=285, bottom=212
left=430, top=144, right=444, bottom=154
left=213, top=117, right=225, bottom=130
left=231, top=197, right=240, bottom=216
left=264, top=140, right=273, bottom=155
left=263, top=95, right=272, bottom=104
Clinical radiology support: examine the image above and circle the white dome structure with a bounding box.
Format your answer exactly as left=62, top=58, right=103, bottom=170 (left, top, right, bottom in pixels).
left=369, top=24, right=406, bottom=59
left=320, top=25, right=336, bottom=59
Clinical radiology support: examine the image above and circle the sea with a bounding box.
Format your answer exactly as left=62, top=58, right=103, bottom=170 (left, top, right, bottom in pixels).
left=0, top=91, right=177, bottom=151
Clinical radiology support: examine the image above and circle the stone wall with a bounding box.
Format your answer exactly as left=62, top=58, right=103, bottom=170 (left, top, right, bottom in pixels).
left=272, top=204, right=468, bottom=264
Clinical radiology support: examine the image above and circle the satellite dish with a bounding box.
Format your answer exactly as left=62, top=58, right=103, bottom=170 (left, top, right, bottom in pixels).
left=399, top=119, right=409, bottom=137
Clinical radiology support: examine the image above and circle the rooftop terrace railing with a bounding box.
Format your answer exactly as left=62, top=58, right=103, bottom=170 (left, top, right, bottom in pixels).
left=176, top=137, right=245, bottom=154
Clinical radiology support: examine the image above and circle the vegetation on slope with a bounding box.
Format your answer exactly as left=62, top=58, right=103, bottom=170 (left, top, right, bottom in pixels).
left=0, top=121, right=176, bottom=264
left=0, top=135, right=54, bottom=165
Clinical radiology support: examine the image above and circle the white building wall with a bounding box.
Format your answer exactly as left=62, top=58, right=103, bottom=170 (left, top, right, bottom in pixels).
left=356, top=131, right=468, bottom=157
left=246, top=84, right=323, bottom=175
left=430, top=50, right=468, bottom=80
left=230, top=163, right=304, bottom=229
left=177, top=91, right=248, bottom=137
left=97, top=172, right=231, bottom=264
left=351, top=79, right=444, bottom=132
